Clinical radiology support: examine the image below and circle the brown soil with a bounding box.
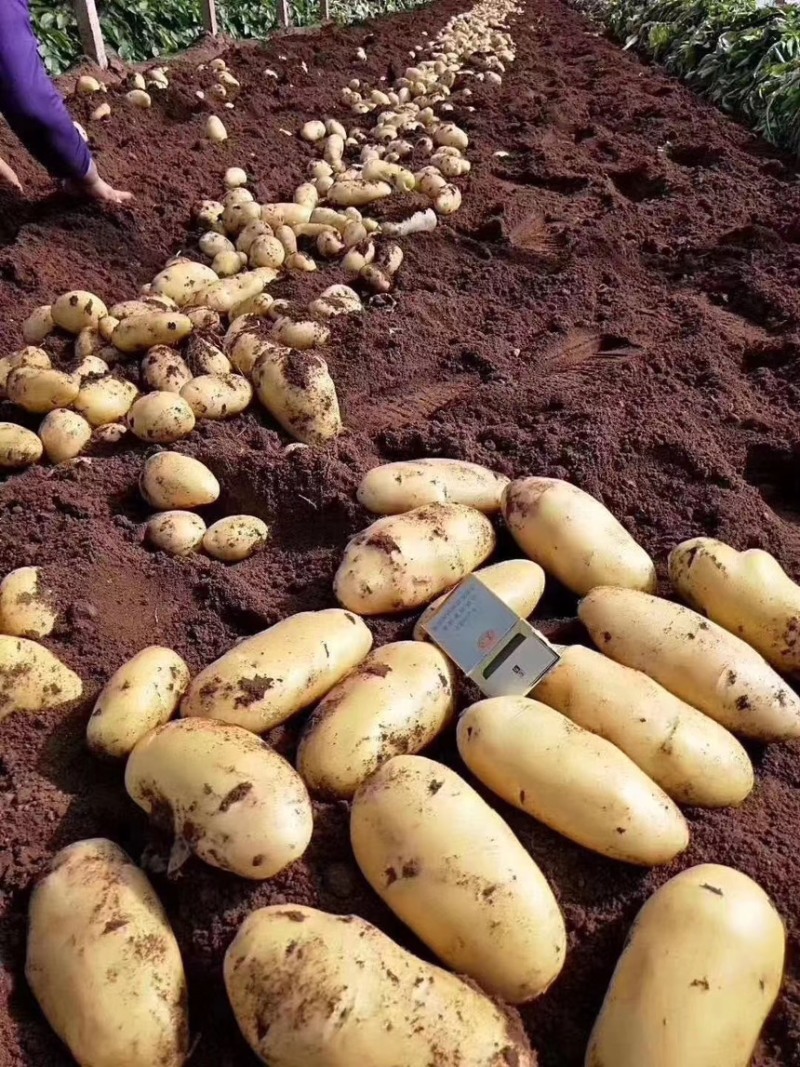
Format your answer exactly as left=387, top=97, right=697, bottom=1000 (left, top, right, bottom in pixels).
left=2, top=0, right=800, bottom=1064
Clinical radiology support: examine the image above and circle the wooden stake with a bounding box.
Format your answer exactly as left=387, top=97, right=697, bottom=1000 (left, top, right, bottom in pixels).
left=200, top=0, right=219, bottom=35
left=71, top=0, right=107, bottom=69
left=321, top=0, right=331, bottom=19
left=277, top=0, right=291, bottom=27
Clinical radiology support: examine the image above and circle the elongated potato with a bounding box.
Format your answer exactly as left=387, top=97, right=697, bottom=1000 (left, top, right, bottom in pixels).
left=38, top=409, right=92, bottom=464
left=414, top=558, right=545, bottom=640
left=74, top=376, right=138, bottom=426
left=0, top=423, right=43, bottom=468
left=535, top=644, right=753, bottom=807
left=351, top=755, right=566, bottom=1002
left=87, top=646, right=190, bottom=758
left=125, top=718, right=313, bottom=878
left=182, top=608, right=372, bottom=732
left=146, top=511, right=206, bottom=556
left=112, top=312, right=193, bottom=354
left=128, top=392, right=196, bottom=443
left=251, top=348, right=342, bottom=446
left=0, top=567, right=57, bottom=638
left=51, top=290, right=108, bottom=334
left=225, top=905, right=534, bottom=1067
left=458, top=697, right=689, bottom=865
left=180, top=373, right=252, bottom=420
left=151, top=261, right=219, bottom=306
left=0, top=635, right=82, bottom=720
left=6, top=366, right=79, bottom=414
left=586, top=864, right=785, bottom=1067
left=188, top=272, right=273, bottom=315
left=202, top=515, right=268, bottom=561
left=579, top=587, right=800, bottom=740
left=139, top=452, right=220, bottom=510
left=358, top=458, right=509, bottom=515
left=503, top=477, right=656, bottom=595
left=26, top=839, right=188, bottom=1067
left=670, top=537, right=800, bottom=673
left=335, top=503, right=496, bottom=615
left=297, top=642, right=455, bottom=798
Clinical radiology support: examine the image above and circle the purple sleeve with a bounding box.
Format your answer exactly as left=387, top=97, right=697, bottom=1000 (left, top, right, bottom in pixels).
left=0, top=0, right=92, bottom=181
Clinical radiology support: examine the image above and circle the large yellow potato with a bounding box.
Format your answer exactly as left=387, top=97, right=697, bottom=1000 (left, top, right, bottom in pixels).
left=180, top=373, right=253, bottom=420
left=535, top=644, right=753, bottom=807
left=151, top=261, right=219, bottom=305
left=38, top=408, right=92, bottom=463
left=26, top=838, right=188, bottom=1067
left=0, top=635, right=82, bottom=720
left=225, top=905, right=535, bottom=1067
left=586, top=864, right=785, bottom=1067
left=357, top=458, right=510, bottom=515
left=0, top=423, right=43, bottom=468
left=181, top=608, right=373, bottom=732
left=127, top=392, right=196, bottom=442
left=502, top=477, right=656, bottom=595
left=112, top=312, right=193, bottom=354
left=251, top=347, right=342, bottom=446
left=188, top=272, right=273, bottom=314
left=139, top=452, right=220, bottom=510
left=74, top=376, right=139, bottom=427
left=51, top=290, right=108, bottom=333
left=125, top=718, right=313, bottom=879
left=670, top=537, right=800, bottom=673
left=0, top=566, right=57, bottom=638
left=350, top=755, right=566, bottom=1003
left=6, top=366, right=79, bottom=414
left=87, top=646, right=190, bottom=758
left=334, top=503, right=496, bottom=615
left=579, top=587, right=800, bottom=740
left=297, top=642, right=455, bottom=798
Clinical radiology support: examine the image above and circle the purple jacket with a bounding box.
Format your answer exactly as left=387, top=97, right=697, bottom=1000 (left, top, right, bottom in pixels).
left=0, top=0, right=91, bottom=180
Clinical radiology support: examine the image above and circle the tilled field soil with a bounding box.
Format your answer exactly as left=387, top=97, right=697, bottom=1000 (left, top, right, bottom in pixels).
left=2, top=0, right=800, bottom=1064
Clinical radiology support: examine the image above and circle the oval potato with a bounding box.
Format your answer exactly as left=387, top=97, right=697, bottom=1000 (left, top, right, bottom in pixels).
left=125, top=718, right=313, bottom=878
left=586, top=864, right=785, bottom=1067
left=181, top=608, right=373, bottom=732
left=184, top=336, right=231, bottom=377
left=0, top=422, right=43, bottom=468
left=139, top=452, right=220, bottom=510
left=357, top=458, right=510, bottom=515
left=22, top=305, right=54, bottom=345
left=6, top=367, right=79, bottom=414
left=251, top=348, right=341, bottom=446
left=146, top=511, right=207, bottom=556
left=0, top=347, right=51, bottom=395
left=51, top=290, right=108, bottom=334
left=38, top=409, right=92, bottom=463
left=128, top=392, right=196, bottom=443
left=180, top=374, right=252, bottom=420
left=141, top=348, right=193, bottom=393
left=74, top=376, right=139, bottom=427
left=202, top=515, right=268, bottom=562
left=0, top=567, right=57, bottom=639
left=112, top=312, right=193, bottom=354
left=0, top=635, right=82, bottom=720
left=151, top=261, right=219, bottom=306
left=503, top=477, right=657, bottom=595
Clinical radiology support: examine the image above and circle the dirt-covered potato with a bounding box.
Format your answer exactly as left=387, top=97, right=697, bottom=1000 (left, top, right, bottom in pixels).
left=87, top=646, right=190, bottom=759
left=297, top=641, right=455, bottom=798
left=335, top=503, right=496, bottom=615
left=38, top=409, right=92, bottom=463
left=0, top=347, right=51, bottom=395
left=358, top=458, right=510, bottom=515
left=202, top=515, right=269, bottom=561
left=180, top=374, right=253, bottom=420
left=188, top=272, right=273, bottom=315
left=458, top=697, right=689, bottom=865
left=184, top=336, right=231, bottom=376
left=110, top=296, right=179, bottom=319
left=141, top=347, right=193, bottom=393
left=128, top=392, right=196, bottom=443
left=26, top=839, right=188, bottom=1067
left=112, top=312, right=193, bottom=354
left=0, top=635, right=82, bottom=720
left=146, top=511, right=207, bottom=556
left=73, top=376, right=139, bottom=426
left=225, top=905, right=535, bottom=1067
left=182, top=608, right=372, bottom=732
left=151, top=261, right=219, bottom=306
left=139, top=452, right=220, bottom=510
left=579, top=587, right=800, bottom=741
left=271, top=317, right=330, bottom=350
left=125, top=718, right=313, bottom=878
left=251, top=347, right=342, bottom=446
left=535, top=644, right=754, bottom=807
left=503, top=477, right=657, bottom=595
left=51, top=290, right=108, bottom=334
left=0, top=567, right=57, bottom=639
left=22, top=305, right=54, bottom=345
left=586, top=864, right=785, bottom=1067
left=351, top=755, right=566, bottom=1003
left=0, top=423, right=43, bottom=468
left=6, top=366, right=80, bottom=414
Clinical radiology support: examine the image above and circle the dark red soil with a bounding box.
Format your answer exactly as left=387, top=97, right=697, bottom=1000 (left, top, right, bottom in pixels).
left=2, top=0, right=800, bottom=1064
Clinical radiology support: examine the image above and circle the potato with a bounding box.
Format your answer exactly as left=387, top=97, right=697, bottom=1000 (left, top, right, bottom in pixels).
left=146, top=511, right=206, bottom=556
left=579, top=587, right=800, bottom=741
left=228, top=331, right=283, bottom=375
left=535, top=644, right=754, bottom=807
left=434, top=184, right=462, bottom=215
left=212, top=250, right=246, bottom=276
left=128, top=392, right=196, bottom=443
left=358, top=458, right=509, bottom=515
left=261, top=202, right=313, bottom=228
left=182, top=608, right=372, bottom=732
left=22, top=305, right=54, bottom=345
left=251, top=348, right=341, bottom=446
left=327, top=179, right=393, bottom=206
left=75, top=326, right=104, bottom=360
left=74, top=376, right=138, bottom=426
left=126, top=88, right=152, bottom=108
left=141, top=347, right=193, bottom=393
left=669, top=537, right=800, bottom=673
left=308, top=285, right=361, bottom=318
left=125, top=718, right=313, bottom=878
left=271, top=317, right=330, bottom=350
left=351, top=755, right=566, bottom=1002
left=224, top=905, right=534, bottom=1067
left=0, top=635, right=82, bottom=720
left=225, top=166, right=248, bottom=188
left=223, top=200, right=262, bottom=235
left=586, top=864, right=785, bottom=1067
left=206, top=115, right=227, bottom=142
left=0, top=347, right=51, bottom=396
left=202, top=515, right=268, bottom=562
left=301, top=119, right=326, bottom=142
left=93, top=422, right=128, bottom=445
left=38, top=408, right=92, bottom=464
left=188, top=272, right=272, bottom=315
left=87, top=646, right=190, bottom=759
left=199, top=231, right=235, bottom=259
left=51, top=290, right=108, bottom=334
left=297, top=642, right=455, bottom=799
left=229, top=292, right=273, bottom=321
left=180, top=373, right=252, bottom=420
left=502, top=477, right=657, bottom=595
left=235, top=220, right=271, bottom=256
left=184, top=336, right=231, bottom=376
left=413, top=558, right=545, bottom=640
left=435, top=123, right=469, bottom=150
left=458, top=696, right=689, bottom=865
left=0, top=423, right=43, bottom=468
left=0, top=566, right=57, bottom=640
left=139, top=451, right=220, bottom=510
left=335, top=503, right=496, bottom=615
left=112, top=312, right=193, bottom=354
left=76, top=354, right=110, bottom=379
left=151, top=261, right=219, bottom=306
left=7, top=367, right=79, bottom=414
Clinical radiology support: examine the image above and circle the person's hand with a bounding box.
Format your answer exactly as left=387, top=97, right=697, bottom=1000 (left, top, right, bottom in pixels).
left=66, top=160, right=133, bottom=205
left=0, top=154, right=22, bottom=192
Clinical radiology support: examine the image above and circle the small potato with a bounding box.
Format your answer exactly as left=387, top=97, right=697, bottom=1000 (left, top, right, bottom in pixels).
left=182, top=608, right=373, bottom=732
left=125, top=718, right=313, bottom=878
left=0, top=347, right=51, bottom=395
left=224, top=905, right=535, bottom=1067
left=51, top=290, right=108, bottom=334
left=146, top=511, right=207, bottom=556
left=185, top=306, right=221, bottom=331
left=308, top=285, right=361, bottom=318
left=579, top=586, right=800, bottom=741
left=670, top=537, right=800, bottom=674
left=151, top=261, right=219, bottom=306
left=139, top=451, right=220, bottom=510
left=75, top=354, right=109, bottom=379
left=38, top=409, right=92, bottom=464
left=434, top=183, right=462, bottom=215
left=126, top=88, right=152, bottom=108
left=503, top=477, right=657, bottom=596
left=184, top=336, right=231, bottom=376
left=586, top=864, right=786, bottom=1067
left=0, top=567, right=57, bottom=638
left=26, top=839, right=188, bottom=1067
left=112, top=312, right=193, bottom=353
left=128, top=392, right=196, bottom=443
left=284, top=252, right=317, bottom=273
left=229, top=292, right=273, bottom=321
left=212, top=250, right=246, bottom=276
left=87, top=646, right=190, bottom=759
left=75, top=326, right=104, bottom=360
left=351, top=755, right=566, bottom=1003
left=6, top=366, right=79, bottom=414
left=180, top=373, right=252, bottom=420
left=74, top=376, right=138, bottom=426
left=298, top=642, right=455, bottom=798
left=199, top=231, right=235, bottom=258
left=252, top=348, right=341, bottom=446
left=358, top=458, right=509, bottom=515
left=77, top=74, right=102, bottom=94
left=223, top=187, right=254, bottom=209
left=0, top=423, right=43, bottom=468
left=91, top=102, right=111, bottom=120
left=235, top=219, right=271, bottom=256
left=0, top=635, right=82, bottom=720
left=274, top=224, right=297, bottom=256
left=206, top=114, right=228, bottom=142
left=435, top=123, right=468, bottom=150
left=458, top=697, right=689, bottom=866
left=92, top=422, right=127, bottom=445
left=202, top=515, right=268, bottom=562
left=335, top=503, right=496, bottom=615
left=22, top=305, right=54, bottom=345
left=225, top=166, right=248, bottom=188
left=229, top=332, right=286, bottom=376
left=300, top=119, right=326, bottom=142
left=141, top=347, right=193, bottom=393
